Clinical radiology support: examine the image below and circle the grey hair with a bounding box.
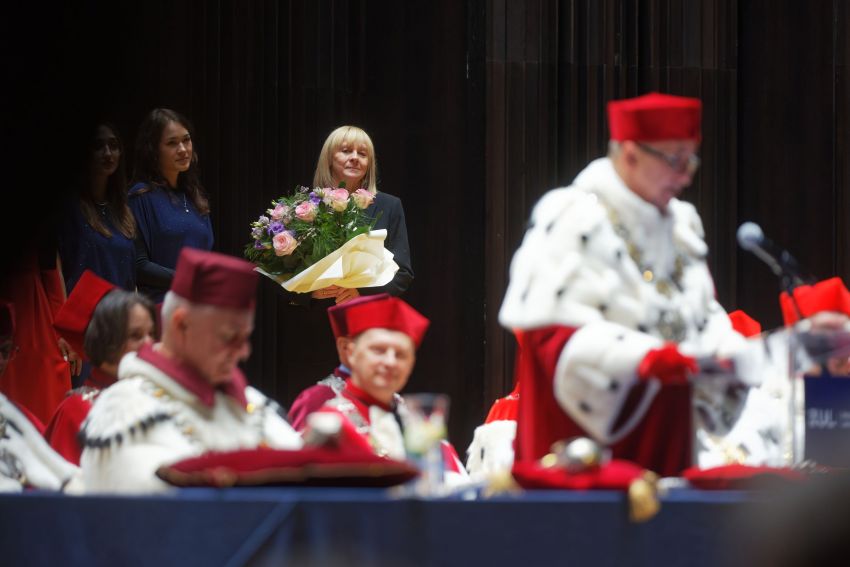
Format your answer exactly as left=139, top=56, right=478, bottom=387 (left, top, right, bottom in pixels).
left=608, top=140, right=622, bottom=158
left=160, top=291, right=223, bottom=327
left=160, top=291, right=189, bottom=327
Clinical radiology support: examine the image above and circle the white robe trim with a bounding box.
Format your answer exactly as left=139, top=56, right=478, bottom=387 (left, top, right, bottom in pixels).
left=0, top=394, right=82, bottom=493
left=498, top=157, right=780, bottom=460
left=80, top=351, right=302, bottom=493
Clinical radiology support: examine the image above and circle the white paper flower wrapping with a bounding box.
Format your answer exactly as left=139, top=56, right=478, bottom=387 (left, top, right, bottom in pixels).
left=255, top=229, right=398, bottom=293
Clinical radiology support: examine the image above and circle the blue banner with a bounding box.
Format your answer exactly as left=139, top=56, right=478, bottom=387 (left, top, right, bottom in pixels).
left=804, top=372, right=850, bottom=467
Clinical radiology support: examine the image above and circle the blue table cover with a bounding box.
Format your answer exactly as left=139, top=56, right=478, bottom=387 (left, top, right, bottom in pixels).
left=0, top=487, right=756, bottom=566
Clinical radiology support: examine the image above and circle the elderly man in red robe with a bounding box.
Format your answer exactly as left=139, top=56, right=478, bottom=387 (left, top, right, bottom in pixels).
left=317, top=296, right=467, bottom=484
left=493, top=93, right=785, bottom=478
left=287, top=293, right=390, bottom=431
left=80, top=248, right=302, bottom=493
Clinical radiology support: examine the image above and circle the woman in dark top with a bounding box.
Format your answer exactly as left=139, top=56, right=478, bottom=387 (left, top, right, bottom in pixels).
left=58, top=123, right=136, bottom=293
left=278, top=125, right=413, bottom=405
left=129, top=108, right=213, bottom=302
left=310, top=125, right=413, bottom=302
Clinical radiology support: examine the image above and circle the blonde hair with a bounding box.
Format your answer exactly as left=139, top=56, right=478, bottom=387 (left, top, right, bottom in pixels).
left=312, top=125, right=378, bottom=193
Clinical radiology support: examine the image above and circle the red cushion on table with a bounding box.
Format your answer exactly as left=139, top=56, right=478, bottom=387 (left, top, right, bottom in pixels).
left=156, top=446, right=419, bottom=488
left=682, top=464, right=806, bottom=490
left=511, top=459, right=647, bottom=491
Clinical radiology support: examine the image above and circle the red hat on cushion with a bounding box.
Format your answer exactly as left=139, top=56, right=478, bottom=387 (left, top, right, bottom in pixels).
left=344, top=297, right=430, bottom=348
left=682, top=464, right=806, bottom=490
left=0, top=301, right=14, bottom=338
left=171, top=248, right=258, bottom=310
left=780, top=277, right=850, bottom=325
left=728, top=309, right=762, bottom=338
left=327, top=293, right=391, bottom=339
left=53, top=270, right=116, bottom=360
left=608, top=92, right=702, bottom=142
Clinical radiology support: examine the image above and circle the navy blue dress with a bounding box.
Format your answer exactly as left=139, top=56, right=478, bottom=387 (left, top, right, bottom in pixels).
left=58, top=200, right=136, bottom=293
left=128, top=182, right=214, bottom=302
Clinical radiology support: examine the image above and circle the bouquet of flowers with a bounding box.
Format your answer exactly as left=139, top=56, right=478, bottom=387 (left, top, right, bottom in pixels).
left=244, top=185, right=399, bottom=293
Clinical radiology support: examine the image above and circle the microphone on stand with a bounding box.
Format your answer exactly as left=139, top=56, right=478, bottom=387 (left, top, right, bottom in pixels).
left=736, top=222, right=809, bottom=287
left=737, top=221, right=813, bottom=321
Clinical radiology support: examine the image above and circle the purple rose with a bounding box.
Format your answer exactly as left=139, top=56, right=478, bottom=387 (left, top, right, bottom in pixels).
left=268, top=221, right=285, bottom=235
left=254, top=240, right=267, bottom=250
left=309, top=192, right=322, bottom=205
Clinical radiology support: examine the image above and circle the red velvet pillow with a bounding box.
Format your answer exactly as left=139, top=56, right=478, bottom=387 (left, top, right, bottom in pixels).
left=156, top=446, right=419, bottom=488
left=682, top=464, right=806, bottom=490
left=511, top=459, right=648, bottom=491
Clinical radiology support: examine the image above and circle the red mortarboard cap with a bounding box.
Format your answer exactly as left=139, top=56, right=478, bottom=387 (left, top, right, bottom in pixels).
left=607, top=92, right=702, bottom=142
left=0, top=301, right=14, bottom=338
left=344, top=297, right=430, bottom=348
left=327, top=293, right=391, bottom=339
left=171, top=247, right=258, bottom=310
left=779, top=277, right=850, bottom=326
left=53, top=270, right=116, bottom=360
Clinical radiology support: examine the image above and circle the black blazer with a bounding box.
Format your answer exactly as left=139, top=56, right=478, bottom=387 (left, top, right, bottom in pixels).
left=361, top=191, right=413, bottom=297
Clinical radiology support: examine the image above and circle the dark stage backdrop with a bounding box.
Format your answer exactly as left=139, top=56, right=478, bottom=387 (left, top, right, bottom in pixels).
left=483, top=0, right=850, bottom=401
left=3, top=0, right=847, bottom=452
left=61, top=0, right=488, bottom=448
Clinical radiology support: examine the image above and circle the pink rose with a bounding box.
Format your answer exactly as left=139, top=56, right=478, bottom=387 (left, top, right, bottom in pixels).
left=272, top=231, right=298, bottom=256
left=351, top=188, right=375, bottom=209
left=295, top=201, right=318, bottom=222
left=271, top=204, right=290, bottom=221
left=323, top=188, right=351, bottom=212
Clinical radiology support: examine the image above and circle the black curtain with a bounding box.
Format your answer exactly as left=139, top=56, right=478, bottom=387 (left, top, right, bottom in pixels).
left=3, top=0, right=848, bottom=451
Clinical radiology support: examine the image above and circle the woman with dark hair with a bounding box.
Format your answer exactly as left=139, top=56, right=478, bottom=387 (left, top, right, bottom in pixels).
left=129, top=108, right=213, bottom=302
left=58, top=122, right=136, bottom=293
left=46, top=272, right=156, bottom=465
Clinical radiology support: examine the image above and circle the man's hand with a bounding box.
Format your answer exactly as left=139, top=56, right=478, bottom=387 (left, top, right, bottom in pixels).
left=638, top=343, right=698, bottom=385
left=806, top=311, right=850, bottom=376
left=334, top=288, right=361, bottom=304
left=310, top=285, right=361, bottom=304
left=311, top=285, right=342, bottom=300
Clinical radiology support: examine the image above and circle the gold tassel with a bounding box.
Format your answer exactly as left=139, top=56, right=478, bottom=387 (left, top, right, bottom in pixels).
left=628, top=471, right=660, bottom=523
left=482, top=470, right=523, bottom=498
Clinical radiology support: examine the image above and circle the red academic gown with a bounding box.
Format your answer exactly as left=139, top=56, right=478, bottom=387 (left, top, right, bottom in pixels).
left=287, top=366, right=350, bottom=431
left=321, top=380, right=466, bottom=475
left=0, top=254, right=71, bottom=423
left=514, top=326, right=692, bottom=478
left=44, top=367, right=116, bottom=465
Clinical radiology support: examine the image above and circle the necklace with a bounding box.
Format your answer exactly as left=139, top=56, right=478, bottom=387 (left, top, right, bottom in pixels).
left=182, top=193, right=189, bottom=213
left=595, top=194, right=690, bottom=342
left=602, top=203, right=687, bottom=297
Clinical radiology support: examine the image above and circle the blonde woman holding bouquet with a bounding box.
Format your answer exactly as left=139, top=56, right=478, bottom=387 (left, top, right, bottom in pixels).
left=279, top=125, right=413, bottom=407
left=309, top=125, right=413, bottom=304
